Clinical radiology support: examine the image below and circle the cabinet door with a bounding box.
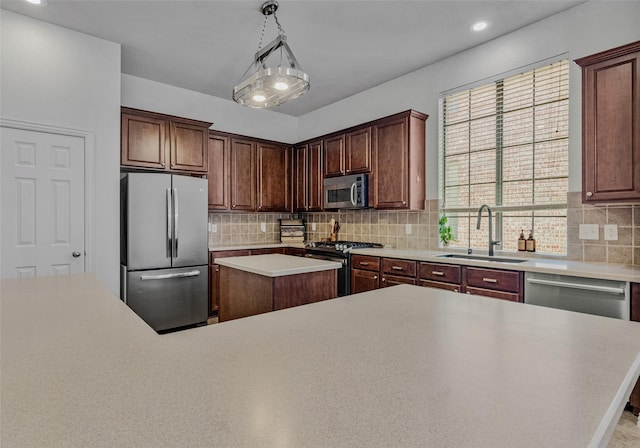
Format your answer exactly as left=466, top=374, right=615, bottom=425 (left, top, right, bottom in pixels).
left=323, top=134, right=345, bottom=177
left=257, top=143, right=291, bottom=212
left=465, top=287, right=520, bottom=303
left=170, top=121, right=208, bottom=173
left=230, top=138, right=256, bottom=211
left=294, top=144, right=308, bottom=212
left=351, top=268, right=379, bottom=294
left=419, top=279, right=460, bottom=293
left=121, top=112, right=167, bottom=169
left=208, top=133, right=230, bottom=210
left=307, top=141, right=324, bottom=211
left=578, top=43, right=640, bottom=202
left=381, top=274, right=416, bottom=288
left=373, top=116, right=409, bottom=208
left=346, top=126, right=372, bottom=174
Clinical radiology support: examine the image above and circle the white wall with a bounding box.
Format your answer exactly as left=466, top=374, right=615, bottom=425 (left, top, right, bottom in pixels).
left=121, top=74, right=299, bottom=143
left=1, top=10, right=121, bottom=294
left=296, top=0, right=640, bottom=198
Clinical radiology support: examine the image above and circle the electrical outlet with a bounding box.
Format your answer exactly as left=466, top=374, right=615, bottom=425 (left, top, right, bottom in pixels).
left=312, top=223, right=317, bottom=231
left=405, top=224, right=412, bottom=235
left=211, top=224, right=217, bottom=233
left=260, top=222, right=267, bottom=233
left=604, top=224, right=618, bottom=241
left=579, top=224, right=599, bottom=240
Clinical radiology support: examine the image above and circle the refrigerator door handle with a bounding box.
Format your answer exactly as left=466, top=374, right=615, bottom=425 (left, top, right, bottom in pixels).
left=173, top=188, right=179, bottom=258
left=140, top=270, right=201, bottom=281
left=166, top=188, right=173, bottom=258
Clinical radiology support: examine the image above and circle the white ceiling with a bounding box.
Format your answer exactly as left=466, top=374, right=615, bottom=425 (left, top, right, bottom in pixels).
left=1, top=0, right=586, bottom=116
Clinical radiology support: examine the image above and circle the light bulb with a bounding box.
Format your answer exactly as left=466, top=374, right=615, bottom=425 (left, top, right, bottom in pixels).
left=471, top=21, right=488, bottom=31
left=274, top=81, right=289, bottom=91
left=252, top=92, right=266, bottom=102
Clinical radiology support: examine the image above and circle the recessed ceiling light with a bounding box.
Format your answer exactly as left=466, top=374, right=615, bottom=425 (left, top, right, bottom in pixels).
left=471, top=20, right=489, bottom=32
left=25, top=0, right=47, bottom=5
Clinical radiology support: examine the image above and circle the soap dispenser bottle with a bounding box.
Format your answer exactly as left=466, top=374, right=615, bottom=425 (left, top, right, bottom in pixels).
left=526, top=230, right=536, bottom=253
left=518, top=229, right=526, bottom=252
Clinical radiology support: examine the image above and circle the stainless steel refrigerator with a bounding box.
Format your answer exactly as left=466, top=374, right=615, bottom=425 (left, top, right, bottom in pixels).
left=120, top=172, right=208, bottom=332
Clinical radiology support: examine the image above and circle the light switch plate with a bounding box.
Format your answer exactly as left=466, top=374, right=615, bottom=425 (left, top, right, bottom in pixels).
left=579, top=224, right=599, bottom=240
left=405, top=224, right=412, bottom=235
left=211, top=224, right=217, bottom=233
left=260, top=222, right=267, bottom=233
left=312, top=223, right=317, bottom=231
left=604, top=224, right=618, bottom=241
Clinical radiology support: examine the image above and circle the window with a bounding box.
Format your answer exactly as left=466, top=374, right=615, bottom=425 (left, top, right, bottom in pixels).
left=439, top=60, right=569, bottom=254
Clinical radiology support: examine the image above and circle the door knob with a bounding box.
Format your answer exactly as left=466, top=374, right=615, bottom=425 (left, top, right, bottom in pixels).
left=72, top=251, right=82, bottom=258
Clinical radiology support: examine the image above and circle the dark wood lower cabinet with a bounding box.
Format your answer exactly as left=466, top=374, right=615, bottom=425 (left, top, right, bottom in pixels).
left=631, top=283, right=640, bottom=415
left=419, top=279, right=460, bottom=293
left=351, top=268, right=379, bottom=294
left=380, top=274, right=416, bottom=287
left=465, top=287, right=520, bottom=303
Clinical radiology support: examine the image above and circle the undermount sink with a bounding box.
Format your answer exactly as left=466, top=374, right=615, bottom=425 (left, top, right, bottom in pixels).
left=437, top=254, right=528, bottom=264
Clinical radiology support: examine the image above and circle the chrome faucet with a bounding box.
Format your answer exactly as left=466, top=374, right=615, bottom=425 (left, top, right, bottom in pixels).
left=476, top=204, right=500, bottom=256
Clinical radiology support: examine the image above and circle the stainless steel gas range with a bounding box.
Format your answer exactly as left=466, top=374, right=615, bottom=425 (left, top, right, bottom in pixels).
left=305, top=241, right=383, bottom=296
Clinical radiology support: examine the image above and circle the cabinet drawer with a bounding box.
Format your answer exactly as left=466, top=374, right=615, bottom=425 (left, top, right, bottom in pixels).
left=381, top=258, right=416, bottom=277
left=250, top=248, right=285, bottom=255
left=381, top=274, right=416, bottom=288
left=351, top=255, right=380, bottom=272
left=419, top=279, right=460, bottom=293
left=210, top=249, right=251, bottom=264
left=465, top=267, right=521, bottom=293
left=419, top=262, right=461, bottom=284
left=466, top=287, right=521, bottom=303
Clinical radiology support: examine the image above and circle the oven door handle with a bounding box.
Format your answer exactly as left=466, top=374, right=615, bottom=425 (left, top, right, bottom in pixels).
left=305, top=254, right=347, bottom=266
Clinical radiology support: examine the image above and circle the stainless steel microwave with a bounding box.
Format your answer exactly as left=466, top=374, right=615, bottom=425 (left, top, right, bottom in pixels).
left=323, top=174, right=368, bottom=209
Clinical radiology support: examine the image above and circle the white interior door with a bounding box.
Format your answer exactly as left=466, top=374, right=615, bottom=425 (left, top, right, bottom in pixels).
left=1, top=127, right=85, bottom=278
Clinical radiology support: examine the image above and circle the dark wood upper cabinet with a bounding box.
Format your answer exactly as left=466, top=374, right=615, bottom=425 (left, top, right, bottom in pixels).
left=294, top=140, right=323, bottom=212
left=121, top=107, right=211, bottom=174
left=207, top=132, right=230, bottom=210
left=257, top=142, right=292, bottom=212
left=372, top=110, right=427, bottom=210
left=346, top=126, right=372, bottom=174
left=230, top=138, right=256, bottom=211
left=323, top=134, right=346, bottom=178
left=575, top=41, right=640, bottom=203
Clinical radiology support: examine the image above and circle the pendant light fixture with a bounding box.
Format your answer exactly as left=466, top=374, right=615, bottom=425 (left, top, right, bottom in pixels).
left=232, top=1, right=310, bottom=108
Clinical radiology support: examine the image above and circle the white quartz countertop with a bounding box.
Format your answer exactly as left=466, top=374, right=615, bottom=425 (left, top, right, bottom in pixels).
left=352, top=248, right=640, bottom=282
left=2, top=274, right=640, bottom=447
left=215, top=253, right=342, bottom=277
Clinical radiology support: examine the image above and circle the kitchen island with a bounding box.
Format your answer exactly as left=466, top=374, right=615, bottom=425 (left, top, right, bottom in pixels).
left=216, top=253, right=342, bottom=321
left=2, top=274, right=640, bottom=447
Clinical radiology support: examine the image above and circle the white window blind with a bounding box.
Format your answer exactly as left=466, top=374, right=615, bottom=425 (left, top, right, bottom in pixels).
left=439, top=60, right=569, bottom=254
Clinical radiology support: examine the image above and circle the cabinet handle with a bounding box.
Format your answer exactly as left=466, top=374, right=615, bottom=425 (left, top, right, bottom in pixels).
left=359, top=262, right=369, bottom=266
left=382, top=277, right=386, bottom=282
left=431, top=271, right=444, bottom=276
left=482, top=278, right=497, bottom=283
left=392, top=266, right=403, bottom=271
left=454, top=288, right=459, bottom=293
left=373, top=276, right=378, bottom=280
left=586, top=191, right=593, bottom=197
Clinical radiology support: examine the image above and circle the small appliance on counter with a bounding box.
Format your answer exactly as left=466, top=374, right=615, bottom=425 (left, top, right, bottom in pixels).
left=279, top=219, right=305, bottom=246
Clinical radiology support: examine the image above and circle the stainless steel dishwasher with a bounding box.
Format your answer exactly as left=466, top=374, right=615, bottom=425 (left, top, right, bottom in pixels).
left=524, top=272, right=630, bottom=320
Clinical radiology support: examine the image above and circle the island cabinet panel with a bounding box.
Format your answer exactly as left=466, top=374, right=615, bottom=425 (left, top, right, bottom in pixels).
left=257, top=143, right=292, bottom=212
left=345, top=126, right=372, bottom=175
left=230, top=138, right=257, bottom=211
left=294, top=141, right=323, bottom=212
left=372, top=110, right=427, bottom=210
left=121, top=107, right=211, bottom=174
left=323, top=134, right=346, bottom=177
left=380, top=258, right=417, bottom=288
left=219, top=267, right=273, bottom=321
left=464, top=267, right=523, bottom=302
left=209, top=250, right=251, bottom=316
left=419, top=262, right=461, bottom=292
left=631, top=283, right=640, bottom=415
left=273, top=270, right=337, bottom=310
left=250, top=247, right=286, bottom=255
left=575, top=41, right=640, bottom=203
left=207, top=132, right=230, bottom=210
left=284, top=247, right=306, bottom=257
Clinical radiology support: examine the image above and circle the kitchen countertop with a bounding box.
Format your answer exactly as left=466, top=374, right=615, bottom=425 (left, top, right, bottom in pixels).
left=209, top=242, right=302, bottom=251
left=216, top=253, right=342, bottom=277
left=2, top=274, right=640, bottom=447
left=352, top=248, right=640, bottom=282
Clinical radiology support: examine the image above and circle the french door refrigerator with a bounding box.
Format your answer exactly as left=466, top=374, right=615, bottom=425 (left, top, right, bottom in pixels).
left=121, top=172, right=208, bottom=332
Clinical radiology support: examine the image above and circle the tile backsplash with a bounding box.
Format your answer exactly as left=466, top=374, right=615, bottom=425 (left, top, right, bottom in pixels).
left=209, top=194, right=639, bottom=266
